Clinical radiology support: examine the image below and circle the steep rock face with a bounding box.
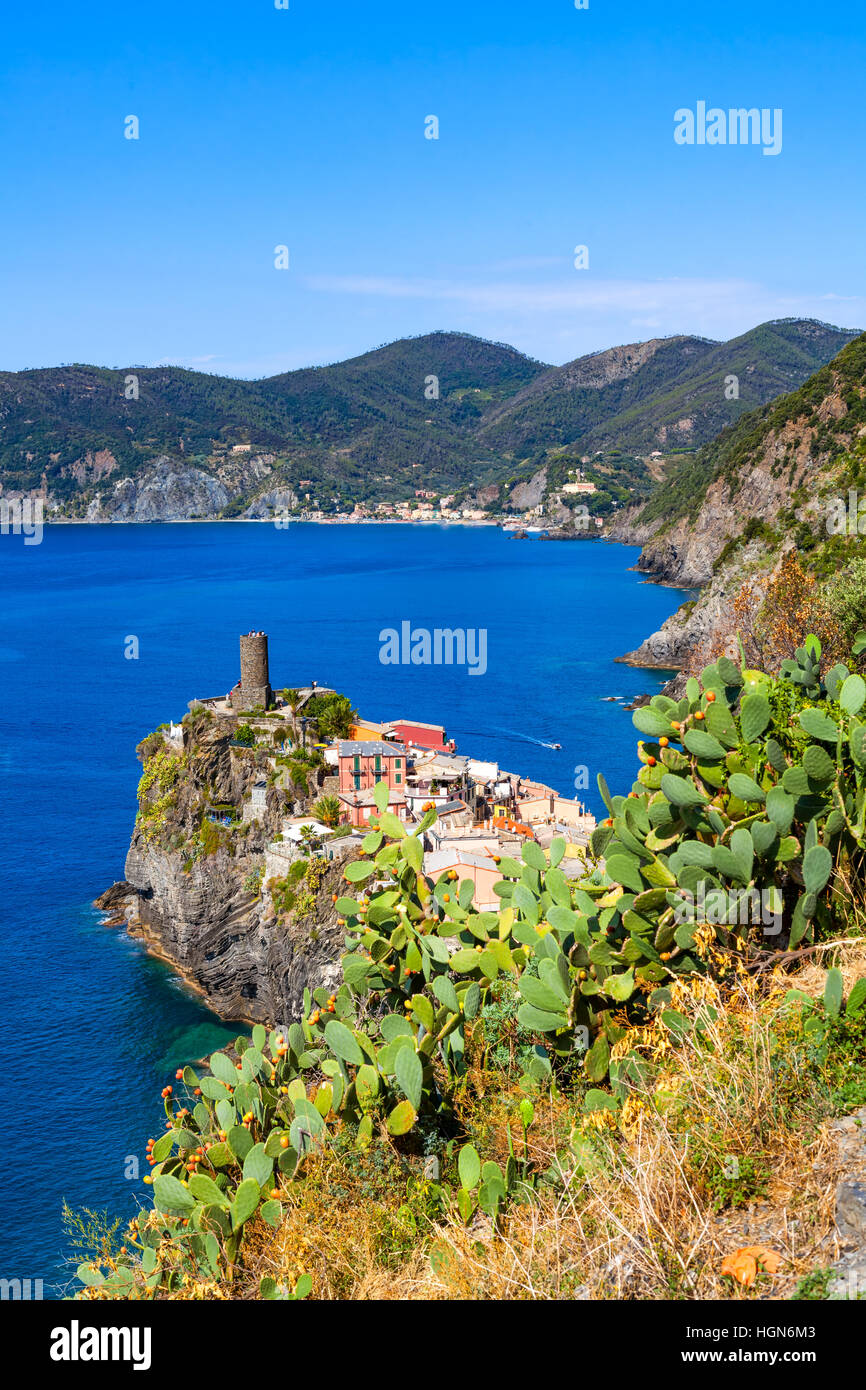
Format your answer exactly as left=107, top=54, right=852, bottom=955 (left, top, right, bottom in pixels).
left=105, top=712, right=348, bottom=1027
left=619, top=419, right=828, bottom=588
left=613, top=338, right=866, bottom=667
left=121, top=838, right=346, bottom=1027
left=243, top=486, right=299, bottom=519
left=618, top=541, right=778, bottom=670
left=507, top=465, right=548, bottom=511
left=85, top=456, right=230, bottom=521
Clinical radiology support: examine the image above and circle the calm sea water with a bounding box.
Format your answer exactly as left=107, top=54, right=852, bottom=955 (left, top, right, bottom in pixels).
left=0, top=521, right=684, bottom=1295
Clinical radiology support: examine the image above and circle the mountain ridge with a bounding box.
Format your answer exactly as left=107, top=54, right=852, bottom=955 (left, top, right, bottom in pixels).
left=612, top=329, right=866, bottom=673
left=0, top=319, right=859, bottom=521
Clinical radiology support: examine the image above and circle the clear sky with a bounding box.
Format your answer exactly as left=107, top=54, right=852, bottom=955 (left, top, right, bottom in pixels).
left=1, top=0, right=863, bottom=375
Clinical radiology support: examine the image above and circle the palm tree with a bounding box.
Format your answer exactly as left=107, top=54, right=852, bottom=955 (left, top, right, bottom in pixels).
left=316, top=694, right=358, bottom=742
left=282, top=688, right=302, bottom=743
left=313, top=794, right=342, bottom=829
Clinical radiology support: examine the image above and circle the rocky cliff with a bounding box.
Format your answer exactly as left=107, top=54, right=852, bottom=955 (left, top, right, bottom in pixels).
left=613, top=332, right=866, bottom=672
left=77, top=453, right=299, bottom=523
left=99, top=709, right=350, bottom=1028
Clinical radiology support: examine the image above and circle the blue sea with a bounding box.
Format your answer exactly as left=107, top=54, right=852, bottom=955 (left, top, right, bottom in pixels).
left=0, top=521, right=685, bottom=1296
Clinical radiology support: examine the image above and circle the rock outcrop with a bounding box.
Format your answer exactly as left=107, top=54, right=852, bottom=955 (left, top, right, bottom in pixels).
left=98, top=711, right=350, bottom=1028
left=612, top=334, right=866, bottom=675
left=85, top=456, right=230, bottom=522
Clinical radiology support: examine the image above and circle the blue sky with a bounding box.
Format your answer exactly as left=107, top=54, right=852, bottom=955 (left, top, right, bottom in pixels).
left=1, top=0, right=863, bottom=375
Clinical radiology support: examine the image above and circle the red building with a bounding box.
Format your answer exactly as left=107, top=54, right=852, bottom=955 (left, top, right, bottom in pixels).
left=337, top=740, right=407, bottom=794
left=384, top=719, right=450, bottom=751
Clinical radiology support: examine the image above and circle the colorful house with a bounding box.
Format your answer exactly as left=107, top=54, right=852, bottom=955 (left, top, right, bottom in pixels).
left=348, top=717, right=388, bottom=742
left=423, top=848, right=502, bottom=911
left=337, top=740, right=407, bottom=795
left=384, top=718, right=450, bottom=751
left=338, top=787, right=409, bottom=829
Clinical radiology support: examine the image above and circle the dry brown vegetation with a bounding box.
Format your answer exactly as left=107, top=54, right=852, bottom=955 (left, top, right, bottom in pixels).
left=687, top=552, right=849, bottom=679
left=210, top=944, right=864, bottom=1302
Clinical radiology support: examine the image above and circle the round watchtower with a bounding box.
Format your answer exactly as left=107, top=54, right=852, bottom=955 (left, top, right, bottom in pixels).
left=231, top=630, right=273, bottom=711
left=240, top=632, right=270, bottom=692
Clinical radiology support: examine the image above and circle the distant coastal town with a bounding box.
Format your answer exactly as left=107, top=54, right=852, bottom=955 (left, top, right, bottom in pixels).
left=273, top=467, right=601, bottom=531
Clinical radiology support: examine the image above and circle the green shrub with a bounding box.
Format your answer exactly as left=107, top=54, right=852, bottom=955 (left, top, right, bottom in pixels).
left=78, top=634, right=866, bottom=1299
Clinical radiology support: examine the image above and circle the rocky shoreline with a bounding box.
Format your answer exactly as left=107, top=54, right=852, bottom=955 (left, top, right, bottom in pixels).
left=96, top=712, right=350, bottom=1030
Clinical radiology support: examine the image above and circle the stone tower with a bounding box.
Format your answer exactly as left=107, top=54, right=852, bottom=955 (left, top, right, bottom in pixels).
left=231, top=631, right=273, bottom=711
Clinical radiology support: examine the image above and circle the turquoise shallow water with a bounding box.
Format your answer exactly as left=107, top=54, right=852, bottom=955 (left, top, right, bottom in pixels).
left=0, top=521, right=684, bottom=1294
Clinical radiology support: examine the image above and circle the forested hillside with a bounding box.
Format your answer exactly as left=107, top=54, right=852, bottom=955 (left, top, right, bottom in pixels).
left=0, top=320, right=857, bottom=518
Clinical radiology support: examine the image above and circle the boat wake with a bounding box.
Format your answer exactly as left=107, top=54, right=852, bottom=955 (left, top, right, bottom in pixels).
left=492, top=726, right=560, bottom=749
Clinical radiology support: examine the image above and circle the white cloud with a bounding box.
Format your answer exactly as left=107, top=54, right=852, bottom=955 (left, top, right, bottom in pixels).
left=305, top=272, right=767, bottom=313
left=302, top=272, right=865, bottom=358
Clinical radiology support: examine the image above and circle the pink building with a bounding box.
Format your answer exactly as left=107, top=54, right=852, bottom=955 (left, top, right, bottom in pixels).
left=338, top=787, right=409, bottom=829
left=337, top=740, right=407, bottom=795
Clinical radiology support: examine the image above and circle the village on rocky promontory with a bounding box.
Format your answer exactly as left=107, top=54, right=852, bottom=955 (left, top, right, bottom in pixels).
left=98, top=631, right=596, bottom=1028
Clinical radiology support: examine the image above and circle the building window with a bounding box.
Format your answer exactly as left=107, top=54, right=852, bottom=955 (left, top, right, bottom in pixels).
left=374, top=772, right=383, bottom=783
left=395, top=773, right=402, bottom=784
left=375, top=754, right=381, bottom=772
left=353, top=755, right=360, bottom=771
left=353, top=773, right=361, bottom=790
left=394, top=757, right=401, bottom=768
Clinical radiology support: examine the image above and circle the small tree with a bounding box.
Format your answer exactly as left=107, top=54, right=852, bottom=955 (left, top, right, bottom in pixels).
left=282, top=689, right=302, bottom=741
left=313, top=794, right=342, bottom=829
left=314, top=694, right=358, bottom=742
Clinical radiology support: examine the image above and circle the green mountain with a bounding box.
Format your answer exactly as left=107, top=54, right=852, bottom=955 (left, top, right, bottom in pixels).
left=477, top=318, right=859, bottom=458
left=0, top=319, right=858, bottom=519
left=0, top=333, right=545, bottom=507
left=626, top=329, right=866, bottom=552
left=614, top=329, right=866, bottom=672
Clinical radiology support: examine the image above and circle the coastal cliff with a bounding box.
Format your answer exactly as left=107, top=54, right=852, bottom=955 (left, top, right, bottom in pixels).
left=99, top=707, right=349, bottom=1027
left=613, top=331, right=866, bottom=673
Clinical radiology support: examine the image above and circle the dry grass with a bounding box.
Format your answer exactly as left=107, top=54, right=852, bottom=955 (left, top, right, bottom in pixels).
left=225, top=953, right=864, bottom=1301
